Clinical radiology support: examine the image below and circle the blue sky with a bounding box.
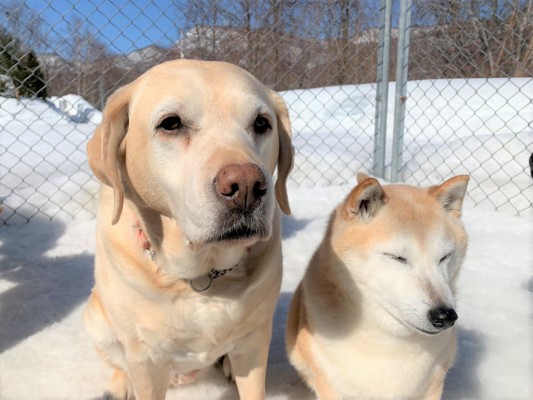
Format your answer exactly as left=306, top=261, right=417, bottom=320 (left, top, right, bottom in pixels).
left=29, top=0, right=181, bottom=54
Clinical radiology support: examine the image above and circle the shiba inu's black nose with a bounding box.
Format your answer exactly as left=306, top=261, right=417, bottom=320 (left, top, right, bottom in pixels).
left=428, top=307, right=458, bottom=330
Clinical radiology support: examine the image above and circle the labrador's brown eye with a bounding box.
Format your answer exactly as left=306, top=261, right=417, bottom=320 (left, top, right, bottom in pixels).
left=158, top=116, right=183, bottom=132
left=253, top=115, right=271, bottom=134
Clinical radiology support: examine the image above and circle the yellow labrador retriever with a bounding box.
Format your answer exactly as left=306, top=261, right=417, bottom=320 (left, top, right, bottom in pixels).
left=84, top=60, right=293, bottom=400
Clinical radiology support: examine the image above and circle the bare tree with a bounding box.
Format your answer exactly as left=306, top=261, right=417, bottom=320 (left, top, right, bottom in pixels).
left=231, top=0, right=261, bottom=71
left=58, top=16, right=118, bottom=105
left=412, top=0, right=532, bottom=78
left=179, top=0, right=229, bottom=60
left=0, top=0, right=47, bottom=52
left=502, top=0, right=532, bottom=76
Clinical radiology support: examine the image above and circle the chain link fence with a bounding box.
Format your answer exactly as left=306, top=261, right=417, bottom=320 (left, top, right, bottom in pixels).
left=0, top=0, right=531, bottom=224
left=399, top=0, right=533, bottom=215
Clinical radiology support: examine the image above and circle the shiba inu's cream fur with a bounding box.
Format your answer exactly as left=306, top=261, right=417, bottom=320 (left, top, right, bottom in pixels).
left=84, top=60, right=293, bottom=400
left=286, top=174, right=469, bottom=399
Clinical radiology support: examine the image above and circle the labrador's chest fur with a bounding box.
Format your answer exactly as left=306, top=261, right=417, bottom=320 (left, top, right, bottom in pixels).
left=128, top=282, right=274, bottom=373
left=87, top=247, right=281, bottom=375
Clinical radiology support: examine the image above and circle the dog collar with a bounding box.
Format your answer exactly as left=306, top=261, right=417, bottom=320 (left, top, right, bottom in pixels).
left=188, top=265, right=238, bottom=293
left=133, top=221, right=237, bottom=293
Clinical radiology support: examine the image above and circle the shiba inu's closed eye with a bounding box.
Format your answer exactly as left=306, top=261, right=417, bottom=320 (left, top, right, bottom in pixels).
left=439, top=253, right=452, bottom=264
left=383, top=252, right=408, bottom=265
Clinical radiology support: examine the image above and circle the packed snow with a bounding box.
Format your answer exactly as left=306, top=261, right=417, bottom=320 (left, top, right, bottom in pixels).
left=0, top=78, right=532, bottom=399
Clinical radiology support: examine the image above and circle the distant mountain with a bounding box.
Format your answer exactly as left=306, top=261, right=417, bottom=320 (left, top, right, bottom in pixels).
left=38, top=53, right=67, bottom=68
left=112, top=45, right=172, bottom=71
left=175, top=26, right=247, bottom=54
left=36, top=26, right=393, bottom=81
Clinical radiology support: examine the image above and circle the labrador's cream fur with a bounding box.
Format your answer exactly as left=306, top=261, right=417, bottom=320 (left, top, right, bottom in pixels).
left=84, top=60, right=293, bottom=400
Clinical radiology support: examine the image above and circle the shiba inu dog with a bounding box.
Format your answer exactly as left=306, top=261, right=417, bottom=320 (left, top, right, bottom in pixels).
left=286, top=173, right=469, bottom=399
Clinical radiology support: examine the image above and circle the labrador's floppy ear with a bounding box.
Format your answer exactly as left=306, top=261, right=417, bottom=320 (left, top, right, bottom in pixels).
left=271, top=92, right=294, bottom=215
left=87, top=84, right=133, bottom=225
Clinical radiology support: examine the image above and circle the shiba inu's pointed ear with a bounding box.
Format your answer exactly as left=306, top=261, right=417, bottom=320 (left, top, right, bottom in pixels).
left=87, top=83, right=133, bottom=225
left=429, top=175, right=470, bottom=218
left=356, top=172, right=369, bottom=184
left=343, top=177, right=387, bottom=221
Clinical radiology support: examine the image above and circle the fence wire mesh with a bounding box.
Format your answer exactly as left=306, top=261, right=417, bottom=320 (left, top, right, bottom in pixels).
left=401, top=0, right=533, bottom=215
left=0, top=0, right=531, bottom=224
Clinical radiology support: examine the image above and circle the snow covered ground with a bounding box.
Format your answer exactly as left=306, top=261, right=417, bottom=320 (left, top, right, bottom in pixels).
left=0, top=78, right=532, bottom=399
left=0, top=95, right=100, bottom=223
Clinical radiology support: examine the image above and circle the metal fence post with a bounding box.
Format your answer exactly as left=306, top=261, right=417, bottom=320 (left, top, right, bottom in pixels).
left=98, top=76, right=105, bottom=110
left=372, top=0, right=393, bottom=179
left=390, top=0, right=412, bottom=182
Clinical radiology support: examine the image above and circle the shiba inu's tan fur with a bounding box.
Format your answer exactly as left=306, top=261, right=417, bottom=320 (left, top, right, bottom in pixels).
left=286, top=174, right=469, bottom=399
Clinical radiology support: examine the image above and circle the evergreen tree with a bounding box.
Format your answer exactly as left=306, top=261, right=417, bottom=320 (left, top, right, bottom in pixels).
left=17, top=50, right=47, bottom=99
left=0, top=29, right=47, bottom=99
left=0, top=30, right=16, bottom=74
